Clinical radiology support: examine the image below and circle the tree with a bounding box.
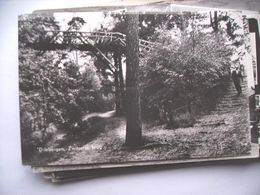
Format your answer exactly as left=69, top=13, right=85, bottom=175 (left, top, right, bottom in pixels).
left=19, top=14, right=60, bottom=48
left=107, top=12, right=200, bottom=116
left=140, top=21, right=232, bottom=128
left=110, top=12, right=187, bottom=40
left=19, top=15, right=111, bottom=159
left=67, top=17, right=86, bottom=31
left=66, top=17, right=86, bottom=65
left=125, top=14, right=142, bottom=147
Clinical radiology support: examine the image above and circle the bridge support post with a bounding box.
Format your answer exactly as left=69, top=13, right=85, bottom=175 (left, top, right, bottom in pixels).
left=113, top=53, right=123, bottom=116
left=117, top=51, right=125, bottom=114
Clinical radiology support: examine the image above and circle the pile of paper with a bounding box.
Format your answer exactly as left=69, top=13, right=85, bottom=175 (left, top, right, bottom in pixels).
left=18, top=2, right=260, bottom=182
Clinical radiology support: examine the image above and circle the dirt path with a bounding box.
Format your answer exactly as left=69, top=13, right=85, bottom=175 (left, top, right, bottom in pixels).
left=46, top=110, right=116, bottom=147
left=82, top=110, right=116, bottom=121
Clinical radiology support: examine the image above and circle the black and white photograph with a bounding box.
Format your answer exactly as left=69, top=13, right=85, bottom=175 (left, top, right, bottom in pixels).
left=19, top=10, right=259, bottom=166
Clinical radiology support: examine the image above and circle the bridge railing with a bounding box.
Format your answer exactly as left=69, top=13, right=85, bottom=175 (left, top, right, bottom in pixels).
left=44, top=30, right=160, bottom=51
left=45, top=30, right=125, bottom=43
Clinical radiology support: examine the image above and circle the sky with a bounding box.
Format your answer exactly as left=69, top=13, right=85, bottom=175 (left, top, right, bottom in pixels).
left=54, top=12, right=114, bottom=31
left=53, top=12, right=116, bottom=72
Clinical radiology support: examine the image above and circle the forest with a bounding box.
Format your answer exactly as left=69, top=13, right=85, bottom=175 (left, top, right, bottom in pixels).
left=19, top=11, right=253, bottom=165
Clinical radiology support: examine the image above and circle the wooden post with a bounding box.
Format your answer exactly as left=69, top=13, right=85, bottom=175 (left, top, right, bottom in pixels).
left=113, top=53, right=122, bottom=115
left=118, top=52, right=125, bottom=113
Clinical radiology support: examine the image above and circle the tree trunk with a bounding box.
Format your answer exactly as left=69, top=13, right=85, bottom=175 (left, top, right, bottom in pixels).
left=118, top=53, right=125, bottom=112
left=113, top=53, right=122, bottom=115
left=214, top=11, right=218, bottom=32
left=125, top=14, right=142, bottom=147
left=210, top=11, right=219, bottom=32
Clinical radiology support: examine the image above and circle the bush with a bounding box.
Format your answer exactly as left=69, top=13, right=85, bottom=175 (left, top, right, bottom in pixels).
left=140, top=26, right=232, bottom=127
left=173, top=112, right=196, bottom=128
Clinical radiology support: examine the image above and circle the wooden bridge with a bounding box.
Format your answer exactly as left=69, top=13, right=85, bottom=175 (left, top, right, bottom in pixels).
left=44, top=31, right=159, bottom=52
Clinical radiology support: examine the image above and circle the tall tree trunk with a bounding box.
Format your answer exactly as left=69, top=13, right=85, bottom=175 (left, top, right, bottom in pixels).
left=125, top=14, right=142, bottom=147
left=113, top=53, right=122, bottom=115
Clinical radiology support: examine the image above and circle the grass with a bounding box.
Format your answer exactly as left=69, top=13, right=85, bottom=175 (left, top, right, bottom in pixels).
left=39, top=109, right=251, bottom=166
left=31, top=81, right=252, bottom=165
left=173, top=112, right=196, bottom=128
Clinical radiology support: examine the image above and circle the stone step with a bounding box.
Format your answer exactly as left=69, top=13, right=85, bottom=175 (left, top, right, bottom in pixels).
left=220, top=97, right=246, bottom=100
left=223, top=87, right=247, bottom=91
left=211, top=111, right=230, bottom=115
left=214, top=105, right=240, bottom=109
left=211, top=109, right=237, bottom=112
left=225, top=89, right=247, bottom=93
left=216, top=102, right=246, bottom=108
left=211, top=109, right=236, bottom=112
left=226, top=86, right=248, bottom=89
left=218, top=98, right=245, bottom=101
left=219, top=99, right=247, bottom=103
left=215, top=106, right=244, bottom=110
left=221, top=96, right=247, bottom=100
left=203, top=80, right=249, bottom=115
left=214, top=104, right=240, bottom=108
left=224, top=89, right=247, bottom=92
left=217, top=100, right=246, bottom=104
left=225, top=86, right=247, bottom=90
left=216, top=101, right=246, bottom=106
left=224, top=91, right=247, bottom=94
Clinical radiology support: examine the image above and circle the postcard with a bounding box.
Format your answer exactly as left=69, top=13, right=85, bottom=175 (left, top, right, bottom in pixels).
left=19, top=10, right=259, bottom=168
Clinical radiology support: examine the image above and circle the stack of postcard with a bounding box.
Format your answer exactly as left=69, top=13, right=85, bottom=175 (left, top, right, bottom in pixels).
left=18, top=2, right=260, bottom=182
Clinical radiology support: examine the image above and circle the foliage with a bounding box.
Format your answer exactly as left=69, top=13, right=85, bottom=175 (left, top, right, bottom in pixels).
left=173, top=112, right=196, bottom=128
left=67, top=17, right=86, bottom=31
left=19, top=16, right=114, bottom=158
left=140, top=24, right=233, bottom=122
left=19, top=14, right=60, bottom=46
left=108, top=11, right=242, bottom=128
left=110, top=12, right=207, bottom=40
